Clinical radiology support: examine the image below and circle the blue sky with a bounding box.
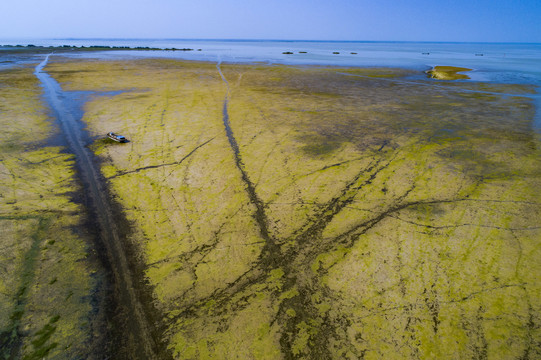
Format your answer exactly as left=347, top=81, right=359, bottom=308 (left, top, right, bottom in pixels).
left=1, top=0, right=540, bottom=42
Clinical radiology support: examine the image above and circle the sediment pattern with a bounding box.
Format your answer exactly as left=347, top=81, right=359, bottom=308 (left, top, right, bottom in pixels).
left=44, top=58, right=541, bottom=359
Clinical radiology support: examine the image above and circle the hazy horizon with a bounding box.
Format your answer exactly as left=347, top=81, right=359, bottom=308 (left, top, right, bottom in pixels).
left=2, top=37, right=541, bottom=44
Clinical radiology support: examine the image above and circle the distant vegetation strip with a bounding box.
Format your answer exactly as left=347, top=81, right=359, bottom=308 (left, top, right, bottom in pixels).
left=0, top=44, right=200, bottom=52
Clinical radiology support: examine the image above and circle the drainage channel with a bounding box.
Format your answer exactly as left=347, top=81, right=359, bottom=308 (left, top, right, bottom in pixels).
left=35, top=54, right=162, bottom=359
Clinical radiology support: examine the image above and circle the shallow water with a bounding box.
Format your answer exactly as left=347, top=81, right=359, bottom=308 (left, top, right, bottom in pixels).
left=3, top=39, right=541, bottom=128
left=3, top=39, right=538, bottom=77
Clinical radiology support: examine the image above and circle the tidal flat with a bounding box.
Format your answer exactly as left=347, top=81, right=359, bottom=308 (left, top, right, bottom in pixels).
left=3, top=54, right=541, bottom=359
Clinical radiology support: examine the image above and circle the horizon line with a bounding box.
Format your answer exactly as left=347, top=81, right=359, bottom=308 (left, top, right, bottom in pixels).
left=1, top=37, right=540, bottom=45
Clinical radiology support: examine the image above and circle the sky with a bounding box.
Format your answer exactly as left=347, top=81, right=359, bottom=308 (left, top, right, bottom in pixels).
left=1, top=0, right=540, bottom=42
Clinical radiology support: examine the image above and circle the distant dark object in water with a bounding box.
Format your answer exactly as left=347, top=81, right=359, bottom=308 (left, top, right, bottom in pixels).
left=283, top=51, right=294, bottom=54
left=422, top=52, right=430, bottom=55
left=475, top=53, right=484, bottom=56
left=351, top=52, right=357, bottom=55
left=299, top=51, right=307, bottom=54
left=197, top=49, right=202, bottom=51
left=107, top=132, right=129, bottom=143
left=333, top=52, right=340, bottom=54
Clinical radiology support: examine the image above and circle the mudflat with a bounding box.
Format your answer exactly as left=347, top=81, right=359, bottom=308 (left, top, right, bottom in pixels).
left=2, top=55, right=541, bottom=359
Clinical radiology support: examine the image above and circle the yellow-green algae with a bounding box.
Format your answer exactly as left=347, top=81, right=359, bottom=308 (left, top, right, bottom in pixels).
left=426, top=66, right=472, bottom=80
left=46, top=57, right=541, bottom=359
left=0, top=65, right=104, bottom=358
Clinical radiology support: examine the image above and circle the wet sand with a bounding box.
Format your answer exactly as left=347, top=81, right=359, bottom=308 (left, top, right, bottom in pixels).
left=2, top=53, right=541, bottom=358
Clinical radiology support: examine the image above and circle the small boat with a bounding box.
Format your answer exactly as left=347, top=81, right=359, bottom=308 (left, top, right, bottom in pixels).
left=107, top=132, right=128, bottom=143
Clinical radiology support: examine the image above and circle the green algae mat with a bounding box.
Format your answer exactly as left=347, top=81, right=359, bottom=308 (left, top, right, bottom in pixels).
left=3, top=56, right=540, bottom=359
left=426, top=66, right=472, bottom=80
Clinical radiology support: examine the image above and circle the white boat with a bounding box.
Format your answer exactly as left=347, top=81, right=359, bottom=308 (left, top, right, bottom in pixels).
left=107, top=132, right=128, bottom=143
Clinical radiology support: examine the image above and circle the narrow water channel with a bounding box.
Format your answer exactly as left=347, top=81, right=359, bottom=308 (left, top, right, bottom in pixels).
left=215, top=62, right=278, bottom=255
left=35, top=55, right=161, bottom=359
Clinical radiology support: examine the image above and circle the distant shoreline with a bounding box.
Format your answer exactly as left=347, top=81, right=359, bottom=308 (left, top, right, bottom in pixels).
left=0, top=44, right=201, bottom=54
left=1, top=38, right=540, bottom=44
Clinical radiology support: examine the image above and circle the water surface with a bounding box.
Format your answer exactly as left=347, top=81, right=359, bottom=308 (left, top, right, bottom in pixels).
left=3, top=39, right=541, bottom=129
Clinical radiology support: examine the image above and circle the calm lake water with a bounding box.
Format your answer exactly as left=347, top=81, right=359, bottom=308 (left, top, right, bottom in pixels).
left=2, top=39, right=541, bottom=129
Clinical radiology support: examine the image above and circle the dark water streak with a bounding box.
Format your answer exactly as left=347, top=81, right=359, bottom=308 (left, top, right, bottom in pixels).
left=34, top=55, right=163, bottom=359
left=216, top=61, right=280, bottom=259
